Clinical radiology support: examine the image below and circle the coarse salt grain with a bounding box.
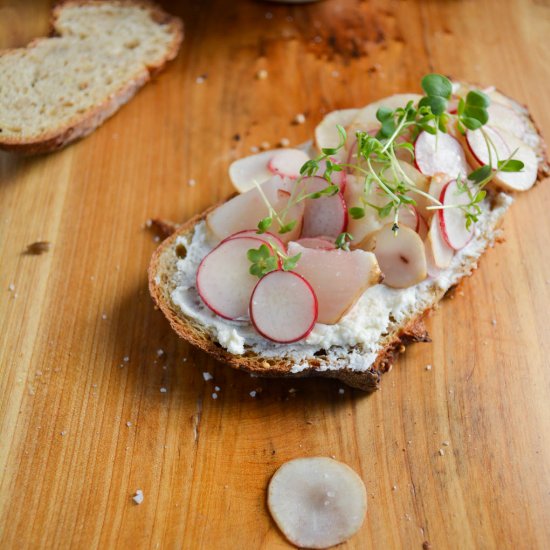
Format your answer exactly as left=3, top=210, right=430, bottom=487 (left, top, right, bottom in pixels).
left=279, top=138, right=290, bottom=147
left=214, top=386, right=220, bottom=392
left=439, top=449, right=445, bottom=456
left=132, top=490, right=144, bottom=505
left=338, top=388, right=345, bottom=395
left=160, top=387, right=167, bottom=393
left=249, top=391, right=257, bottom=398
left=123, top=356, right=130, bottom=362
left=203, top=372, right=213, bottom=381
left=425, top=364, right=432, bottom=371
left=293, top=113, right=306, bottom=125
left=126, top=421, right=132, bottom=427
left=212, top=393, right=218, bottom=400
left=156, top=349, right=164, bottom=357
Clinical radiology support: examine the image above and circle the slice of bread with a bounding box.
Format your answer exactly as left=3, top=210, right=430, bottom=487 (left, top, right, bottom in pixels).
left=0, top=1, right=183, bottom=154
left=148, top=89, right=547, bottom=392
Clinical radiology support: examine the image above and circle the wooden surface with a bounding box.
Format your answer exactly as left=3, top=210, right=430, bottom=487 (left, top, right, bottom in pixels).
left=1, top=0, right=550, bottom=548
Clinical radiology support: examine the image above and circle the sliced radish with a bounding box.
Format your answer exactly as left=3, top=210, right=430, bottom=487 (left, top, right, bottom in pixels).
left=488, top=102, right=529, bottom=141
left=426, top=212, right=454, bottom=270
left=314, top=108, right=360, bottom=152
left=414, top=130, right=469, bottom=178
left=223, top=230, right=286, bottom=253
left=268, top=457, right=367, bottom=549
left=438, top=180, right=474, bottom=250
left=417, top=212, right=429, bottom=240
left=249, top=271, right=317, bottom=343
left=229, top=149, right=284, bottom=193
left=466, top=126, right=538, bottom=191
left=299, top=176, right=348, bottom=239
left=352, top=94, right=422, bottom=129
left=364, top=224, right=427, bottom=289
left=315, top=158, right=347, bottom=191
left=397, top=204, right=419, bottom=232
left=206, top=176, right=304, bottom=244
left=287, top=242, right=381, bottom=324
left=295, top=237, right=336, bottom=250
left=197, top=236, right=276, bottom=320
left=268, top=149, right=310, bottom=179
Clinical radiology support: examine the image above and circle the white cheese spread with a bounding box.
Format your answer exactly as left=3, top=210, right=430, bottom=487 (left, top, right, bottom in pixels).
left=169, top=194, right=512, bottom=372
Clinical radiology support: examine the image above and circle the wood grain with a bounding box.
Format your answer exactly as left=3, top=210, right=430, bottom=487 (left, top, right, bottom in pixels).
left=1, top=0, right=550, bottom=548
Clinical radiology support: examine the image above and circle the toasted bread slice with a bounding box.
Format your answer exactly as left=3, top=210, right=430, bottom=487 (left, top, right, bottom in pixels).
left=148, top=87, right=547, bottom=392
left=0, top=1, right=183, bottom=154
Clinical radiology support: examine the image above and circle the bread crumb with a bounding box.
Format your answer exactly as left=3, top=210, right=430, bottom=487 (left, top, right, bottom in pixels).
left=26, top=241, right=51, bottom=255
left=442, top=440, right=450, bottom=446
left=249, top=390, right=257, bottom=398
left=279, top=137, right=290, bottom=147
left=145, top=219, right=153, bottom=228
left=156, top=349, right=164, bottom=357
left=212, top=392, right=218, bottom=400
left=260, top=141, right=270, bottom=151
left=491, top=319, right=497, bottom=326
left=214, top=386, right=220, bottom=392
left=160, top=387, right=167, bottom=393
left=132, top=490, right=144, bottom=505
left=293, top=113, right=306, bottom=125
left=392, top=485, right=397, bottom=491
left=256, top=69, right=268, bottom=80
left=8, top=283, right=15, bottom=292
left=425, top=364, right=432, bottom=371
left=338, top=388, right=345, bottom=395
left=439, top=449, right=445, bottom=456
left=195, top=75, right=206, bottom=84
left=126, top=421, right=132, bottom=427
left=101, top=313, right=107, bottom=320
left=250, top=146, right=259, bottom=153
left=60, top=431, right=67, bottom=436
left=202, top=372, right=213, bottom=381
left=123, top=356, right=130, bottom=363
left=188, top=178, right=196, bottom=187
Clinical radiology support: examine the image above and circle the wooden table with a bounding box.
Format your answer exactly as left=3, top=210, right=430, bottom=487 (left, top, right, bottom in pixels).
left=1, top=0, right=550, bottom=548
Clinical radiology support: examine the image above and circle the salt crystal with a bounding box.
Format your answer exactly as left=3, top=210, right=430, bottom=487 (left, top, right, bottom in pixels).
left=212, top=393, right=218, bottom=400
left=439, top=449, right=445, bottom=456
left=249, top=391, right=257, bottom=398
left=293, top=113, right=306, bottom=125
left=156, top=349, right=164, bottom=357
left=338, top=388, right=345, bottom=395
left=425, top=364, right=432, bottom=371
left=160, top=387, right=167, bottom=393
left=202, top=372, right=213, bottom=381
left=126, top=421, right=132, bottom=427
left=214, top=386, right=220, bottom=392
left=279, top=137, right=290, bottom=147
left=123, top=356, right=130, bottom=363
left=132, top=490, right=144, bottom=505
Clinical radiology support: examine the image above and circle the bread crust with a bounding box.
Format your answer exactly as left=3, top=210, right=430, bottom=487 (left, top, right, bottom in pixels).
left=0, top=1, right=183, bottom=155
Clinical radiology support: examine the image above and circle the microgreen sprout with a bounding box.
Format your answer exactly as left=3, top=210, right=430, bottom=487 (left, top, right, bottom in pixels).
left=247, top=243, right=301, bottom=278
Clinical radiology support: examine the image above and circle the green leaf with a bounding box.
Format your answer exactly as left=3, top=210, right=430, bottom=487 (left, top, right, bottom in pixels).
left=457, top=97, right=465, bottom=116
left=257, top=217, right=273, bottom=233
left=421, top=74, right=453, bottom=100
left=379, top=202, right=394, bottom=218
left=278, top=220, right=297, bottom=234
left=465, top=90, right=490, bottom=108
left=419, top=95, right=447, bottom=116
left=282, top=253, right=301, bottom=271
left=335, top=232, right=353, bottom=251
left=247, top=244, right=278, bottom=278
left=300, top=159, right=319, bottom=176
left=463, top=105, right=489, bottom=125
left=497, top=159, right=524, bottom=172
left=376, top=106, right=393, bottom=122
left=461, top=116, right=483, bottom=130
left=468, top=164, right=492, bottom=183
left=349, top=206, right=365, bottom=219
left=306, top=184, right=339, bottom=199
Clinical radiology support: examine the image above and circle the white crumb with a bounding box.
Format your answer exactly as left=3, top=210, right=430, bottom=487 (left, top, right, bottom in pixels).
left=293, top=113, right=306, bottom=125
left=260, top=141, right=270, bottom=150
left=202, top=372, right=213, bottom=381
left=491, top=319, right=497, bottom=326
left=195, top=76, right=205, bottom=84
left=256, top=69, right=268, bottom=80
left=101, top=313, right=107, bottom=320
left=188, top=178, right=196, bottom=187
left=156, top=349, right=164, bottom=357
left=8, top=283, right=15, bottom=292
left=126, top=421, right=132, bottom=427
left=132, top=490, right=144, bottom=505
left=439, top=449, right=445, bottom=456
left=212, top=393, right=218, bottom=400
left=214, top=386, right=220, bottom=392
left=60, top=431, right=67, bottom=436
left=442, top=441, right=450, bottom=446
left=123, top=356, right=130, bottom=363
left=425, top=364, right=432, bottom=371
left=279, top=137, right=290, bottom=147
left=160, top=387, right=167, bottom=393
left=153, top=236, right=160, bottom=242
left=250, top=146, right=259, bottom=153
left=338, top=388, right=345, bottom=395
left=249, top=391, right=257, bottom=398
left=288, top=388, right=296, bottom=394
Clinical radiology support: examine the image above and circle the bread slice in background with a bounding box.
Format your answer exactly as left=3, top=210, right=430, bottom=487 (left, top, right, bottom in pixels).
left=0, top=1, right=183, bottom=154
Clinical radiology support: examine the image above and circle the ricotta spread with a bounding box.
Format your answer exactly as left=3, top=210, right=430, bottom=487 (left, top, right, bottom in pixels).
left=169, top=194, right=512, bottom=372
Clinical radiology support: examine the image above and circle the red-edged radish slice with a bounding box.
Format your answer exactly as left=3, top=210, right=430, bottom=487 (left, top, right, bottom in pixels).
left=295, top=237, right=336, bottom=250
left=197, top=236, right=277, bottom=320
left=249, top=270, right=317, bottom=343
left=267, top=457, right=367, bottom=550
left=315, top=158, right=347, bottom=192
left=268, top=149, right=310, bottom=179
left=426, top=212, right=454, bottom=269
left=417, top=212, right=429, bottom=240
left=465, top=126, right=538, bottom=191
left=299, top=176, right=348, bottom=239
left=364, top=224, right=427, bottom=288
left=414, top=130, right=469, bottom=178
left=488, top=103, right=529, bottom=141
left=438, top=180, right=474, bottom=250
left=223, top=230, right=286, bottom=253
left=206, top=176, right=304, bottom=244
left=229, top=149, right=284, bottom=193
left=287, top=242, right=381, bottom=324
